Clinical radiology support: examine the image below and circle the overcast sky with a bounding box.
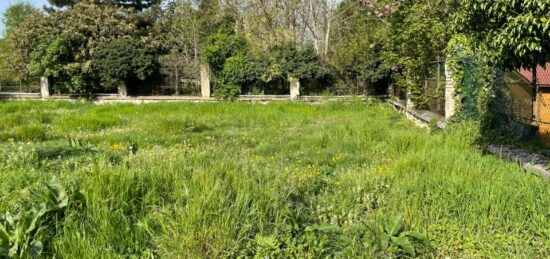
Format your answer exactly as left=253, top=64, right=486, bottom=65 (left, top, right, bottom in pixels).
left=0, top=0, right=49, bottom=36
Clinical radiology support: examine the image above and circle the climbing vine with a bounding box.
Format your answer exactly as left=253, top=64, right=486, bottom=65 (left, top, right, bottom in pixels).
left=446, top=34, right=515, bottom=140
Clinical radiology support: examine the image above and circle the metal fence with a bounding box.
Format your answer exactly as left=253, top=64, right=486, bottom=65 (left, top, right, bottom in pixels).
left=504, top=66, right=550, bottom=125
left=0, top=81, right=40, bottom=93
left=387, top=61, right=446, bottom=116
left=422, top=61, right=446, bottom=116
left=153, top=67, right=201, bottom=96
left=500, top=65, right=550, bottom=144
left=531, top=66, right=550, bottom=144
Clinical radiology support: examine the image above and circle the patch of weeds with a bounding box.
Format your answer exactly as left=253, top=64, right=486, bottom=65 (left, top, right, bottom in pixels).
left=247, top=223, right=342, bottom=258
left=0, top=181, right=85, bottom=258
left=428, top=118, right=442, bottom=134
left=367, top=215, right=433, bottom=258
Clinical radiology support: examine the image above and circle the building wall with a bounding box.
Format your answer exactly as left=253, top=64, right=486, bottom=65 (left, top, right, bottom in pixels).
left=536, top=88, right=550, bottom=145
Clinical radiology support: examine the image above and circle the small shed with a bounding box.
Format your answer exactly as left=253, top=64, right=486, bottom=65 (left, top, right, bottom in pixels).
left=507, top=65, right=550, bottom=145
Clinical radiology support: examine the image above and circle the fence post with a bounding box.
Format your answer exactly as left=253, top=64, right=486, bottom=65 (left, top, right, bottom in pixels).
left=444, top=61, right=456, bottom=120
left=289, top=77, right=300, bottom=100
left=406, top=91, right=414, bottom=109
left=40, top=76, right=50, bottom=99
left=118, top=81, right=128, bottom=97
left=200, top=64, right=211, bottom=98
left=387, top=82, right=394, bottom=99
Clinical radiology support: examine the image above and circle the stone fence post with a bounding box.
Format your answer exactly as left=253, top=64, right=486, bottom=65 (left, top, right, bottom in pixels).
left=444, top=61, right=456, bottom=120
left=40, top=76, right=50, bottom=99
left=289, top=77, right=300, bottom=100
left=406, top=91, right=414, bottom=109
left=200, top=64, right=211, bottom=98
left=118, top=81, right=128, bottom=97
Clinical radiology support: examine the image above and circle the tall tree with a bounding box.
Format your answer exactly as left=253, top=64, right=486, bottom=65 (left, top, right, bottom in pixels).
left=330, top=0, right=388, bottom=93
left=2, top=2, right=42, bottom=84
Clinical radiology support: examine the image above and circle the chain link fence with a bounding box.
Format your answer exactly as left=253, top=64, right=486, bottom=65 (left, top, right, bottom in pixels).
left=502, top=65, right=550, bottom=144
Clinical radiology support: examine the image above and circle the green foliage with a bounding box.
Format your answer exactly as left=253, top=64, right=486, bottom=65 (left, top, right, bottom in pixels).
left=331, top=0, right=389, bottom=86
left=2, top=2, right=44, bottom=84
left=48, top=0, right=161, bottom=11
left=446, top=34, right=484, bottom=120
left=29, top=36, right=71, bottom=80
left=269, top=44, right=329, bottom=81
left=7, top=1, right=160, bottom=96
left=456, top=0, right=550, bottom=70
left=0, top=181, right=85, bottom=258
left=383, top=0, right=455, bottom=99
left=204, top=28, right=249, bottom=100
left=1, top=2, right=39, bottom=37
left=212, top=80, right=241, bottom=100
left=92, top=38, right=156, bottom=91
left=218, top=55, right=256, bottom=87
left=445, top=35, right=517, bottom=141
left=203, top=27, right=247, bottom=72
left=369, top=215, right=431, bottom=257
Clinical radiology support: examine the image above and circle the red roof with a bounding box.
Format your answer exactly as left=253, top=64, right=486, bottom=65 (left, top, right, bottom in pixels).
left=518, top=64, right=550, bottom=86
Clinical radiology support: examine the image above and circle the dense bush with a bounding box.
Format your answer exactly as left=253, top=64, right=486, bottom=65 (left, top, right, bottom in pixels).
left=203, top=27, right=247, bottom=72
left=92, top=38, right=156, bottom=92
left=203, top=23, right=335, bottom=99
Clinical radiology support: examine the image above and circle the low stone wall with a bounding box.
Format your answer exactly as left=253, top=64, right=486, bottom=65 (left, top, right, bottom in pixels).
left=0, top=93, right=42, bottom=100
left=0, top=93, right=369, bottom=104
left=390, top=100, right=446, bottom=129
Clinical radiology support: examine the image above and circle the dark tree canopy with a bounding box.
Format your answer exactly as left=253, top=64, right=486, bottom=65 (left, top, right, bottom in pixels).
left=48, top=0, right=161, bottom=11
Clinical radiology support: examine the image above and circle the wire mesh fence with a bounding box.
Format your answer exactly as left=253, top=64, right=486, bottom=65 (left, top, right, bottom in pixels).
left=0, top=80, right=40, bottom=93
left=422, top=61, right=446, bottom=116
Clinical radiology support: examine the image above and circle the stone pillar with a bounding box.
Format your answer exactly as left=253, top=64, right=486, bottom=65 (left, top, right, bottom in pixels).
left=444, top=61, right=456, bottom=120
left=289, top=77, right=300, bottom=100
left=118, top=81, right=128, bottom=97
left=40, top=76, right=50, bottom=99
left=387, top=82, right=394, bottom=98
left=200, top=64, right=211, bottom=98
left=406, top=91, right=414, bottom=109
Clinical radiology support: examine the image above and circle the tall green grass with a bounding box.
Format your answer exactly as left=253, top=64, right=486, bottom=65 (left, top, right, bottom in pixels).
left=0, top=100, right=549, bottom=257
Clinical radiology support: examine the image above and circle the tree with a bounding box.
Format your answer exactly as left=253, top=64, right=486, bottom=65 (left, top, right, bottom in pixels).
left=2, top=3, right=44, bottom=84
left=92, top=38, right=156, bottom=91
left=0, top=38, right=16, bottom=86
left=457, top=0, right=550, bottom=71
left=203, top=27, right=248, bottom=99
left=48, top=0, right=161, bottom=11
left=159, top=0, right=202, bottom=85
left=15, top=1, right=159, bottom=94
left=2, top=2, right=40, bottom=37
left=380, top=0, right=456, bottom=98
left=203, top=27, right=247, bottom=72
left=330, top=0, right=389, bottom=93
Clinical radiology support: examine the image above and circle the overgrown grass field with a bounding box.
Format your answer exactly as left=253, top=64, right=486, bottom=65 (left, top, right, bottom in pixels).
left=1, top=100, right=549, bottom=258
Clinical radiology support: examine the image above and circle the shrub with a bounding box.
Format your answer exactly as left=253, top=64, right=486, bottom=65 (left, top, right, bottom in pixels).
left=92, top=38, right=156, bottom=92
left=203, top=27, right=247, bottom=72
left=212, top=80, right=241, bottom=100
